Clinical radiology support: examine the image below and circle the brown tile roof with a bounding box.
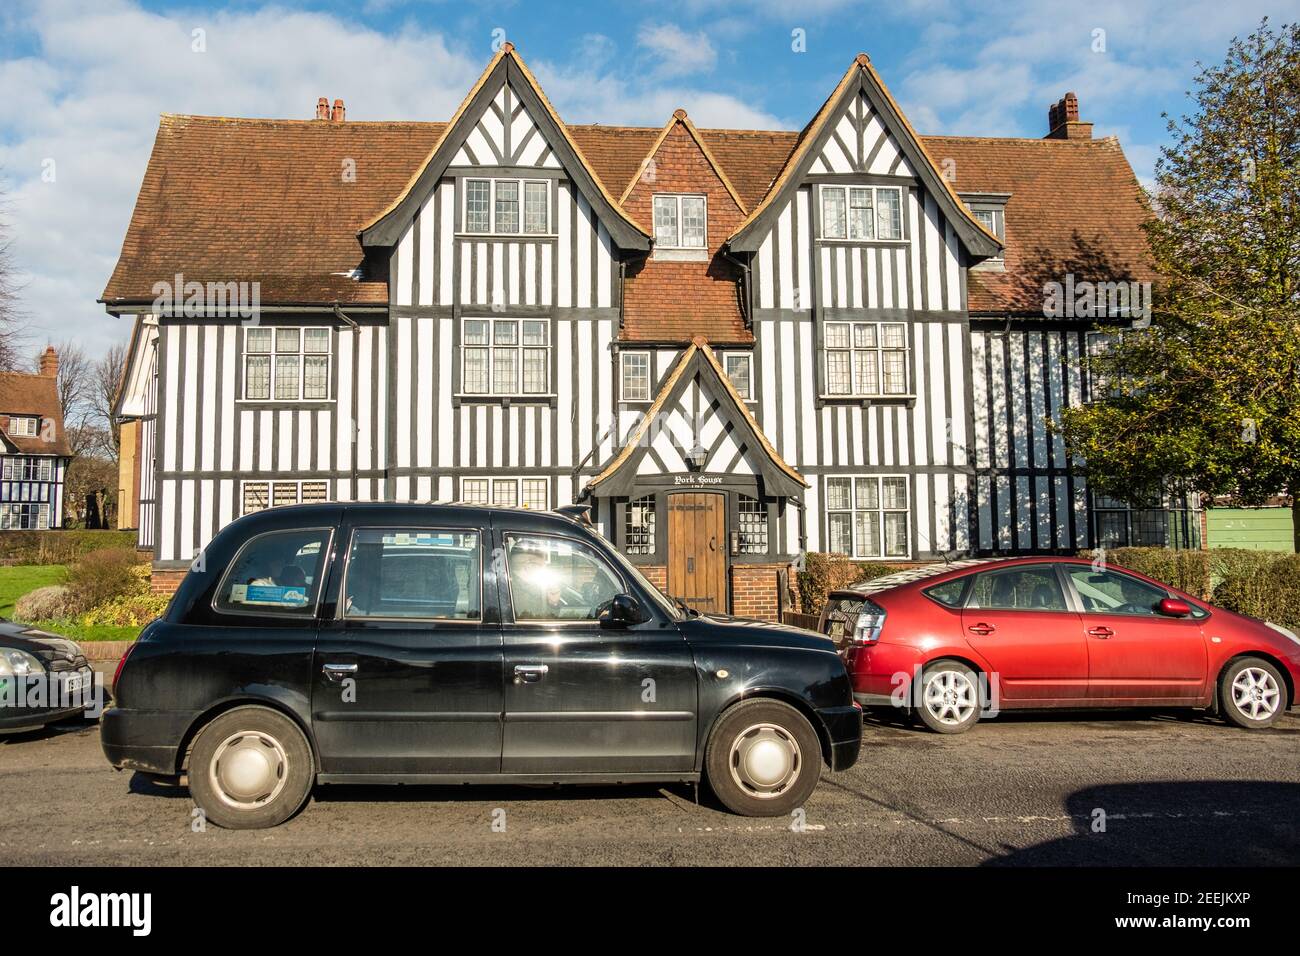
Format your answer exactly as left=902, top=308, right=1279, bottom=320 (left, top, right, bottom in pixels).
left=0, top=370, right=73, bottom=457
left=103, top=111, right=1151, bottom=320
left=925, top=135, right=1154, bottom=313
left=102, top=116, right=447, bottom=307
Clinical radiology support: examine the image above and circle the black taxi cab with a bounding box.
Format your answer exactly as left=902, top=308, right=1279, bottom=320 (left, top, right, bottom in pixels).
left=101, top=503, right=861, bottom=829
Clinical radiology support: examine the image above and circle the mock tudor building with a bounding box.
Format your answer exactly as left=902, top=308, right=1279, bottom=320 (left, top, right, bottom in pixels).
left=0, top=347, right=72, bottom=529
left=105, top=45, right=1190, bottom=615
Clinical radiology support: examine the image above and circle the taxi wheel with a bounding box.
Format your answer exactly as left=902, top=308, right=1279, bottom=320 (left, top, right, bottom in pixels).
left=187, top=706, right=315, bottom=829
left=705, top=699, right=822, bottom=817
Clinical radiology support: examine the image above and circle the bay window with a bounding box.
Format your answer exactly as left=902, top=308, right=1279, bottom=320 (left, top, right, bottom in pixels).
left=462, top=318, right=550, bottom=397
left=824, top=321, right=908, bottom=397
left=826, top=476, right=910, bottom=559
left=461, top=477, right=549, bottom=510
left=464, top=178, right=550, bottom=235
left=244, top=327, right=331, bottom=401
left=820, top=185, right=903, bottom=241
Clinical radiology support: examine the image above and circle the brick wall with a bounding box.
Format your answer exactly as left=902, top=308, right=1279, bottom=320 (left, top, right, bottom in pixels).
left=730, top=563, right=786, bottom=621
left=150, top=568, right=186, bottom=595
left=620, top=117, right=749, bottom=343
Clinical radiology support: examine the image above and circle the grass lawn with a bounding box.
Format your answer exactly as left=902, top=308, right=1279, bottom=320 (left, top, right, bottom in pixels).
left=25, top=621, right=142, bottom=642
left=0, top=564, right=142, bottom=641
left=0, top=564, right=67, bottom=618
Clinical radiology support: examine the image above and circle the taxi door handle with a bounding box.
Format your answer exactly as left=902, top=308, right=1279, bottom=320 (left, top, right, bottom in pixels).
left=514, top=664, right=549, bottom=684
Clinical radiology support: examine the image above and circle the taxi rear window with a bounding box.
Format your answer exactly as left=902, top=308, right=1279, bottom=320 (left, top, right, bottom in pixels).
left=215, top=528, right=331, bottom=617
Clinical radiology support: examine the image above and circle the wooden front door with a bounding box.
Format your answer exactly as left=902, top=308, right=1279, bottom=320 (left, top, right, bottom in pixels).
left=667, top=492, right=728, bottom=614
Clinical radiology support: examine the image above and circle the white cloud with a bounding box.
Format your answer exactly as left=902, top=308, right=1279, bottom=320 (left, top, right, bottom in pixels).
left=637, top=22, right=717, bottom=78
left=0, top=0, right=783, bottom=355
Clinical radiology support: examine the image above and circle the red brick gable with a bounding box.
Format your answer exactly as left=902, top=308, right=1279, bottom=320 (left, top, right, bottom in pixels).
left=620, top=115, right=750, bottom=344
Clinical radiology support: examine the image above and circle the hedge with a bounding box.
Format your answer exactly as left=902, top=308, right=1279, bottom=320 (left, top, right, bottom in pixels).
left=1082, top=546, right=1300, bottom=632
left=797, top=552, right=906, bottom=616
left=0, top=530, right=138, bottom=566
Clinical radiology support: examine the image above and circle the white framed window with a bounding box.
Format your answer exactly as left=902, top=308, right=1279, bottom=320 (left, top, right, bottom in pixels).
left=7, top=416, right=38, bottom=438
left=722, top=352, right=753, bottom=400
left=824, top=321, right=908, bottom=397
left=820, top=185, right=903, bottom=241
left=826, top=475, right=909, bottom=559
left=1, top=457, right=53, bottom=481
left=241, top=479, right=330, bottom=515
left=737, top=494, right=768, bottom=554
left=463, top=178, right=550, bottom=235
left=462, top=317, right=550, bottom=396
left=243, top=327, right=331, bottom=402
left=621, top=351, right=652, bottom=402
left=0, top=502, right=50, bottom=530
left=652, top=194, right=707, bottom=249
left=460, top=476, right=549, bottom=510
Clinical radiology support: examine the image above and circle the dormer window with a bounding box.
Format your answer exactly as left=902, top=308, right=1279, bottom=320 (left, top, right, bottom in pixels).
left=652, top=195, right=707, bottom=258
left=820, top=185, right=903, bottom=241
left=7, top=416, right=38, bottom=437
left=961, top=192, right=1009, bottom=270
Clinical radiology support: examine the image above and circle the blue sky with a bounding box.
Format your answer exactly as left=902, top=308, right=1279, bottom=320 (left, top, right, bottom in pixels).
left=0, top=0, right=1292, bottom=354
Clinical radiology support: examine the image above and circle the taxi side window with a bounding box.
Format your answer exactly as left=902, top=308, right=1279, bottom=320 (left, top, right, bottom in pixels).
left=215, top=528, right=330, bottom=617
left=505, top=534, right=622, bottom=622
left=343, top=530, right=482, bottom=621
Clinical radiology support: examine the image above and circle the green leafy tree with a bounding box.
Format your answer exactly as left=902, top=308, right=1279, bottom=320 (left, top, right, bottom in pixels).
left=1058, top=19, right=1300, bottom=550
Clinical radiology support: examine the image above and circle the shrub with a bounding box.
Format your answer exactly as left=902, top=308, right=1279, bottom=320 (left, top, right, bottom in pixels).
left=797, top=552, right=906, bottom=616
left=1079, top=547, right=1212, bottom=598
left=66, top=548, right=147, bottom=609
left=1214, top=553, right=1300, bottom=631
left=80, top=593, right=171, bottom=627
left=0, top=530, right=138, bottom=566
left=13, top=585, right=87, bottom=622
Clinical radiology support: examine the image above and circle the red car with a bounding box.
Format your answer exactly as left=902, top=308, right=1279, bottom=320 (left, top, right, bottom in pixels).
left=819, top=556, right=1300, bottom=734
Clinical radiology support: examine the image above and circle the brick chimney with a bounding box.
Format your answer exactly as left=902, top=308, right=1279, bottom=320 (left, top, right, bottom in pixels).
left=39, top=345, right=58, bottom=378
left=1045, top=92, right=1093, bottom=140
left=330, top=98, right=346, bottom=123
left=315, top=96, right=329, bottom=120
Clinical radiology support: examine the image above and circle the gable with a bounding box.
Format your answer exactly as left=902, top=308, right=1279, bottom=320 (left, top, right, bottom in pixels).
left=637, top=367, right=756, bottom=477
left=619, top=114, right=750, bottom=343
left=811, top=90, right=917, bottom=178
left=728, top=55, right=1000, bottom=259
left=449, top=81, right=562, bottom=170
left=361, top=46, right=649, bottom=251
left=585, top=339, right=805, bottom=498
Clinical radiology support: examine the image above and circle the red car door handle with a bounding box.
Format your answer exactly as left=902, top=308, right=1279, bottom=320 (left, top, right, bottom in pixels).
left=967, top=623, right=996, bottom=636
left=1088, top=626, right=1114, bottom=639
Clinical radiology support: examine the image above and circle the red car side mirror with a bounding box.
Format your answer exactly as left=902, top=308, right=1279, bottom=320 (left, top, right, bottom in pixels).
left=1157, top=598, right=1191, bottom=617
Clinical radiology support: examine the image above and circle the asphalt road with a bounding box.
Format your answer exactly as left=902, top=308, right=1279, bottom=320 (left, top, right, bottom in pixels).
left=4, top=700, right=1298, bottom=867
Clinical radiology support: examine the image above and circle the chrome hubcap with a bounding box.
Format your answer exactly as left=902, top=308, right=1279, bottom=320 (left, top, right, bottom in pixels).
left=729, top=722, right=801, bottom=799
left=1232, top=667, right=1280, bottom=721
left=210, top=730, right=289, bottom=810
left=924, top=670, right=978, bottom=725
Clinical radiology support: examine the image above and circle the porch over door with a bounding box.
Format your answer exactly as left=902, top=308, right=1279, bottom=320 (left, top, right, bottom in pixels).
left=667, top=492, right=728, bottom=614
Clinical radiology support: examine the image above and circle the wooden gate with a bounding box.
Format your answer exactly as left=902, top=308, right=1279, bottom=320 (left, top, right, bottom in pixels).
left=667, top=492, right=728, bottom=613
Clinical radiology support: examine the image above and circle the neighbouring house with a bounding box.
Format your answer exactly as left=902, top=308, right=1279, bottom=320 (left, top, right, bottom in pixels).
left=106, top=44, right=1189, bottom=615
left=0, top=347, right=73, bottom=530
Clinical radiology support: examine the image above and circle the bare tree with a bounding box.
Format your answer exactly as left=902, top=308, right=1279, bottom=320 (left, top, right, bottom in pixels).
left=92, top=342, right=128, bottom=457
left=0, top=177, right=25, bottom=371
left=40, top=340, right=92, bottom=430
